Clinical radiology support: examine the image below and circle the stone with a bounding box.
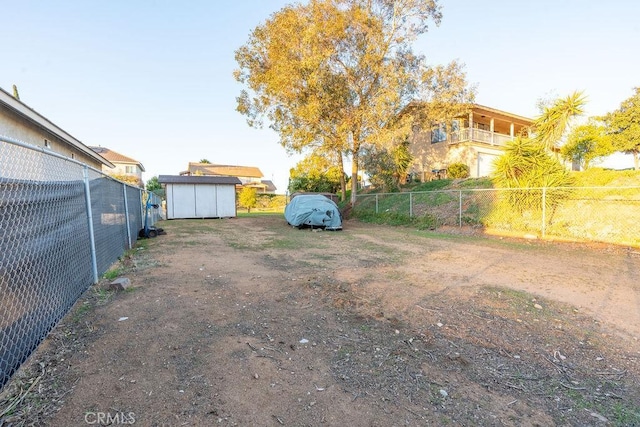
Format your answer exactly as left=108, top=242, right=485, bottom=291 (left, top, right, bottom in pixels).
left=109, top=277, right=131, bottom=291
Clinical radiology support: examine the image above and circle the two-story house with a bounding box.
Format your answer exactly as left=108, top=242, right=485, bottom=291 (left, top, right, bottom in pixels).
left=409, top=104, right=533, bottom=180
left=0, top=86, right=112, bottom=170
left=181, top=162, right=277, bottom=193
left=89, top=146, right=145, bottom=187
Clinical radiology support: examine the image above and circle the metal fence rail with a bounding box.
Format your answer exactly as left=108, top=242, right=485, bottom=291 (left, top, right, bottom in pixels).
left=0, top=136, right=160, bottom=390
left=356, top=186, right=640, bottom=247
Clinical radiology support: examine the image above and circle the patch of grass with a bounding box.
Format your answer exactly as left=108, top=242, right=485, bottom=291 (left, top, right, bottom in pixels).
left=94, top=287, right=115, bottom=305
left=102, top=267, right=123, bottom=281
left=237, top=212, right=283, bottom=217
left=71, top=301, right=92, bottom=322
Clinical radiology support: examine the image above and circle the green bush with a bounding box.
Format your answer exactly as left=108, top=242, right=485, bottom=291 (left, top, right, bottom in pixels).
left=447, top=163, right=470, bottom=179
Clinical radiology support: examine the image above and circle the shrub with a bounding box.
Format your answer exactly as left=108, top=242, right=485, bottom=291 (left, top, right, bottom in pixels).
left=447, top=163, right=470, bottom=179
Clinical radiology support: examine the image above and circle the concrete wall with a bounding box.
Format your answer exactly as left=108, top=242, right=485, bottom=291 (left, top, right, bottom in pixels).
left=0, top=104, right=103, bottom=169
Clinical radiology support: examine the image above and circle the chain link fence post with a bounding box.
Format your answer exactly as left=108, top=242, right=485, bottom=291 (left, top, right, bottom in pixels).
left=83, top=165, right=99, bottom=284
left=123, top=183, right=132, bottom=249
left=409, top=192, right=413, bottom=217
left=541, top=187, right=546, bottom=239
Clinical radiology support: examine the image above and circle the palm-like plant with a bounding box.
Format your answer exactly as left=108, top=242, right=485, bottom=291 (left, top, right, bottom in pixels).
left=534, top=91, right=587, bottom=152
left=492, top=137, right=574, bottom=212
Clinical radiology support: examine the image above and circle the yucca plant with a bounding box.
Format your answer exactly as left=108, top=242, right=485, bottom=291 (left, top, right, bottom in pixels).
left=492, top=137, right=574, bottom=212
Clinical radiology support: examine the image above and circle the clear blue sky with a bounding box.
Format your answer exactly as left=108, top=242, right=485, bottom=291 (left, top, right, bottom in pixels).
left=2, top=1, right=639, bottom=191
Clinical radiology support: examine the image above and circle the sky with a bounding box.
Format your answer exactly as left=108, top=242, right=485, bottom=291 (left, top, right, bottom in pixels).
left=2, top=1, right=639, bottom=192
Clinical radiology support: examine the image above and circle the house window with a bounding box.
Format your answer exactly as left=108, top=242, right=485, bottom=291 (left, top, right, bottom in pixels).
left=431, top=123, right=447, bottom=143
left=125, top=165, right=135, bottom=174
left=71, top=153, right=75, bottom=159
left=44, top=139, right=51, bottom=149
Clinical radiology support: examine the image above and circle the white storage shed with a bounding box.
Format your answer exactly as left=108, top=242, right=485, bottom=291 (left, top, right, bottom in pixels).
left=159, top=175, right=241, bottom=219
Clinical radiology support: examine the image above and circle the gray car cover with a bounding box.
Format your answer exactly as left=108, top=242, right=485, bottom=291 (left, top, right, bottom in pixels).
left=284, top=195, right=342, bottom=230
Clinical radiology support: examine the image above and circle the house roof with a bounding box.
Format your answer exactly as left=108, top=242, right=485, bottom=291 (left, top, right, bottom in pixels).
left=404, top=101, right=534, bottom=126
left=186, top=162, right=264, bottom=178
left=261, top=180, right=277, bottom=192
left=0, top=87, right=114, bottom=168
left=89, top=146, right=145, bottom=172
left=158, top=175, right=242, bottom=185
left=470, top=104, right=533, bottom=126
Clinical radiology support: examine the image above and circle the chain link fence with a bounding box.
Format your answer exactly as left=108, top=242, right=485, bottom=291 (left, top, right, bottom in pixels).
left=355, top=186, right=640, bottom=247
left=0, top=136, right=160, bottom=390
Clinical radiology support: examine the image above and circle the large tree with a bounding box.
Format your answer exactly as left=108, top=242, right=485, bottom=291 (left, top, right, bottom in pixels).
left=605, top=87, right=640, bottom=170
left=235, top=0, right=473, bottom=204
left=288, top=152, right=344, bottom=194
left=561, top=121, right=613, bottom=170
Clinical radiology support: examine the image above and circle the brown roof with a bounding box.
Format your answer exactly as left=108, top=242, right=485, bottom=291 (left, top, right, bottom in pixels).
left=261, top=180, right=277, bottom=192
left=89, top=146, right=145, bottom=171
left=158, top=175, right=242, bottom=185
left=187, top=162, right=263, bottom=178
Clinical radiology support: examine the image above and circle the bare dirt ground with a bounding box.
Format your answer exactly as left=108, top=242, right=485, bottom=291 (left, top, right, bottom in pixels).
left=2, top=216, right=640, bottom=426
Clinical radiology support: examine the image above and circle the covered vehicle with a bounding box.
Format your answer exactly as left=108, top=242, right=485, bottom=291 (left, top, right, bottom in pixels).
left=284, top=194, right=342, bottom=230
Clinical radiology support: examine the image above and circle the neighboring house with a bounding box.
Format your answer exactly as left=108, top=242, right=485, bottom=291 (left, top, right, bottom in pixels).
left=181, top=162, right=277, bottom=193
left=0, top=86, right=113, bottom=170
left=409, top=104, right=533, bottom=179
left=89, top=146, right=145, bottom=187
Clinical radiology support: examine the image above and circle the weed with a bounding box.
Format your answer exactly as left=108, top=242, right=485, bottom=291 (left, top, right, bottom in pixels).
left=103, top=268, right=123, bottom=281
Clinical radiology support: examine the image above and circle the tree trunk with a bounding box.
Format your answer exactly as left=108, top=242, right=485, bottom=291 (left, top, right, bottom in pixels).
left=350, top=154, right=359, bottom=205
left=338, top=153, right=347, bottom=202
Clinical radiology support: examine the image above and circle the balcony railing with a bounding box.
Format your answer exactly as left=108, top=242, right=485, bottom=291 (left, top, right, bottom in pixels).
left=449, top=128, right=514, bottom=146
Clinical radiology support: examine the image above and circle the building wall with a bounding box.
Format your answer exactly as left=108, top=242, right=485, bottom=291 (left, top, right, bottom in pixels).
left=0, top=104, right=103, bottom=169
left=102, top=163, right=144, bottom=182
left=409, top=131, right=504, bottom=179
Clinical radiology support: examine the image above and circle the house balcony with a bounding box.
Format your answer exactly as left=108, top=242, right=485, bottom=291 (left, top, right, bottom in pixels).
left=448, top=128, right=515, bottom=147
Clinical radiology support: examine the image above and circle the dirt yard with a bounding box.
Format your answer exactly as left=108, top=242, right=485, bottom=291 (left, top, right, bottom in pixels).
left=2, top=216, right=639, bottom=426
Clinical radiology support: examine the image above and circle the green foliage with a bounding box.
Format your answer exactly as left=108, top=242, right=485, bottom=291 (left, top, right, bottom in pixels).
left=492, top=137, right=574, bottom=212
left=146, top=176, right=162, bottom=192
left=238, top=187, right=258, bottom=213
left=235, top=0, right=474, bottom=205
left=200, top=159, right=211, bottom=164
left=288, top=153, right=343, bottom=193
left=447, top=162, right=470, bottom=179
left=256, top=194, right=286, bottom=209
left=534, top=91, right=586, bottom=151
left=571, top=168, right=640, bottom=186
left=561, top=121, right=613, bottom=169
left=410, top=179, right=453, bottom=192
left=110, top=173, right=143, bottom=188
left=604, top=87, right=640, bottom=170
left=361, top=141, right=413, bottom=192
left=352, top=208, right=438, bottom=230
left=12, top=84, right=20, bottom=100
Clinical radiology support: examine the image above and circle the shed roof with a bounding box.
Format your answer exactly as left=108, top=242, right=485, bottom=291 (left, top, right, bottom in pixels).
left=158, top=175, right=242, bottom=185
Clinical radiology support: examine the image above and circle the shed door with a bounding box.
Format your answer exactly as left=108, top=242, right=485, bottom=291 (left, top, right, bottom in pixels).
left=477, top=153, right=498, bottom=177
left=195, top=185, right=218, bottom=217
left=216, top=185, right=237, bottom=217
left=169, top=184, right=196, bottom=219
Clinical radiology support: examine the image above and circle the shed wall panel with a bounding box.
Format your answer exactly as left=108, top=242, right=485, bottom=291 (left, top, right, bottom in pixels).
left=195, top=185, right=218, bottom=217
left=170, top=184, right=197, bottom=218
left=216, top=185, right=237, bottom=217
